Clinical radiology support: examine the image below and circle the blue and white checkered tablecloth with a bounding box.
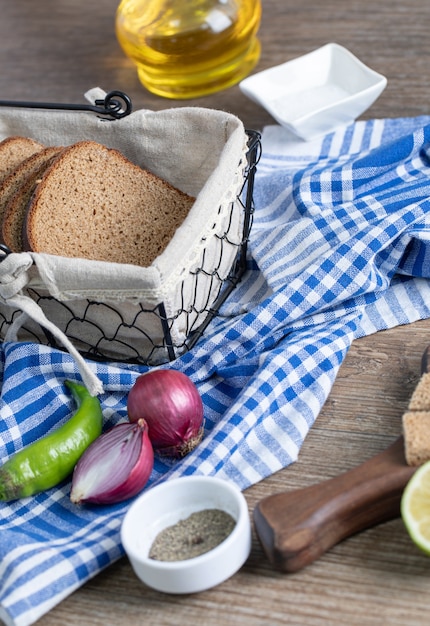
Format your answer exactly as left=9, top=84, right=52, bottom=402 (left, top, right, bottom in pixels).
left=2, top=115, right=430, bottom=625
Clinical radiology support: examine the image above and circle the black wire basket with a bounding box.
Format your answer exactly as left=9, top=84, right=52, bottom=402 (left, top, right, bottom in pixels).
left=0, top=94, right=261, bottom=365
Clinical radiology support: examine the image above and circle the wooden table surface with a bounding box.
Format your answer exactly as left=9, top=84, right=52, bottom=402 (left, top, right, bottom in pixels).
left=1, top=0, right=430, bottom=624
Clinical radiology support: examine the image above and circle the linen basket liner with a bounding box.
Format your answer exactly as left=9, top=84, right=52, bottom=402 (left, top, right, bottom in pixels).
left=0, top=89, right=249, bottom=395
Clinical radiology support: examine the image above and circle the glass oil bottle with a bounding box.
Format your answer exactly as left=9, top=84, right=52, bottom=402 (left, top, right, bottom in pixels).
left=115, top=0, right=262, bottom=99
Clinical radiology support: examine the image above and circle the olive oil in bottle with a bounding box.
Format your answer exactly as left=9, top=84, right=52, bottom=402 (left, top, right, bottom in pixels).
left=115, top=0, right=262, bottom=99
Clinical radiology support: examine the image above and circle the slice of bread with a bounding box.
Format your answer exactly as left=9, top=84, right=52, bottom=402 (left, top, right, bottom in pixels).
left=0, top=136, right=44, bottom=185
left=23, top=140, right=195, bottom=267
left=402, top=411, right=430, bottom=466
left=0, top=146, right=63, bottom=248
left=402, top=371, right=430, bottom=466
left=407, top=371, right=430, bottom=412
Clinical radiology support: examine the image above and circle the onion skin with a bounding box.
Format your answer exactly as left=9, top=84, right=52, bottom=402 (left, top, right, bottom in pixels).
left=127, top=369, right=204, bottom=458
left=70, top=419, right=153, bottom=505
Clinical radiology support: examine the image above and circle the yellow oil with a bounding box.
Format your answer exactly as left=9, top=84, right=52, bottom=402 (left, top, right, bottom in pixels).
left=115, top=0, right=262, bottom=99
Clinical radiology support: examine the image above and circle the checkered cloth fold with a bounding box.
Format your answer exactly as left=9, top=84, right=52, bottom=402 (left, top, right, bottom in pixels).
left=2, top=115, right=430, bottom=626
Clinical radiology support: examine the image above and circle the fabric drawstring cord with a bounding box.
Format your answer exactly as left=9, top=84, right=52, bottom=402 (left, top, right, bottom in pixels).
left=0, top=252, right=104, bottom=396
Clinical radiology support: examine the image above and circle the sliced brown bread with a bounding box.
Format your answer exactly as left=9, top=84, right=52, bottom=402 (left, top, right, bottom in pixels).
left=407, top=371, right=430, bottom=412
left=402, top=411, right=430, bottom=466
left=0, top=136, right=44, bottom=185
left=0, top=146, right=63, bottom=246
left=2, top=148, right=64, bottom=253
left=24, top=140, right=195, bottom=266
left=402, top=371, right=430, bottom=466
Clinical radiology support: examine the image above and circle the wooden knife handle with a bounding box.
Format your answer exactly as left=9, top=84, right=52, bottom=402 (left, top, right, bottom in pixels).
left=253, top=437, right=415, bottom=573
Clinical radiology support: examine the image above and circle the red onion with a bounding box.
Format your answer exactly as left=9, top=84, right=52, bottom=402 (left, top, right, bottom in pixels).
left=127, top=369, right=204, bottom=458
left=70, top=419, right=153, bottom=505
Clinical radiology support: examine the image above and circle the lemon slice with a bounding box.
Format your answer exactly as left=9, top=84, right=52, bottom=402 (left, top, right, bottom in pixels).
left=401, top=460, right=430, bottom=555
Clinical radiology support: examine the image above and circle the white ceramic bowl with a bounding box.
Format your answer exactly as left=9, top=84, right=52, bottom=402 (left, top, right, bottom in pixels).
left=121, top=476, right=251, bottom=594
left=239, top=42, right=387, bottom=141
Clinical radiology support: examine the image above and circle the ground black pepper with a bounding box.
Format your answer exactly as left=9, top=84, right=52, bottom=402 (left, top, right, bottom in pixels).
left=149, top=508, right=236, bottom=561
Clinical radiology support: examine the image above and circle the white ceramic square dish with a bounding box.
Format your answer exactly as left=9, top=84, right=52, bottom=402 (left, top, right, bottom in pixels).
left=239, top=43, right=387, bottom=141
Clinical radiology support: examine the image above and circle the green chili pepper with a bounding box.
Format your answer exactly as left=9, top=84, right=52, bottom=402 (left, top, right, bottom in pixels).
left=0, top=379, right=103, bottom=501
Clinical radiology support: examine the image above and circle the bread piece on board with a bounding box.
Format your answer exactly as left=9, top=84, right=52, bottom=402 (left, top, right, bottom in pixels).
left=0, top=136, right=45, bottom=185
left=24, top=140, right=196, bottom=267
left=2, top=149, right=63, bottom=252
left=407, top=371, right=430, bottom=412
left=0, top=146, right=63, bottom=246
left=402, top=411, right=430, bottom=466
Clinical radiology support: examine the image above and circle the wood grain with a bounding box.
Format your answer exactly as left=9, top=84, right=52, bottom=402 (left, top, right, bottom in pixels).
left=1, top=0, right=430, bottom=624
